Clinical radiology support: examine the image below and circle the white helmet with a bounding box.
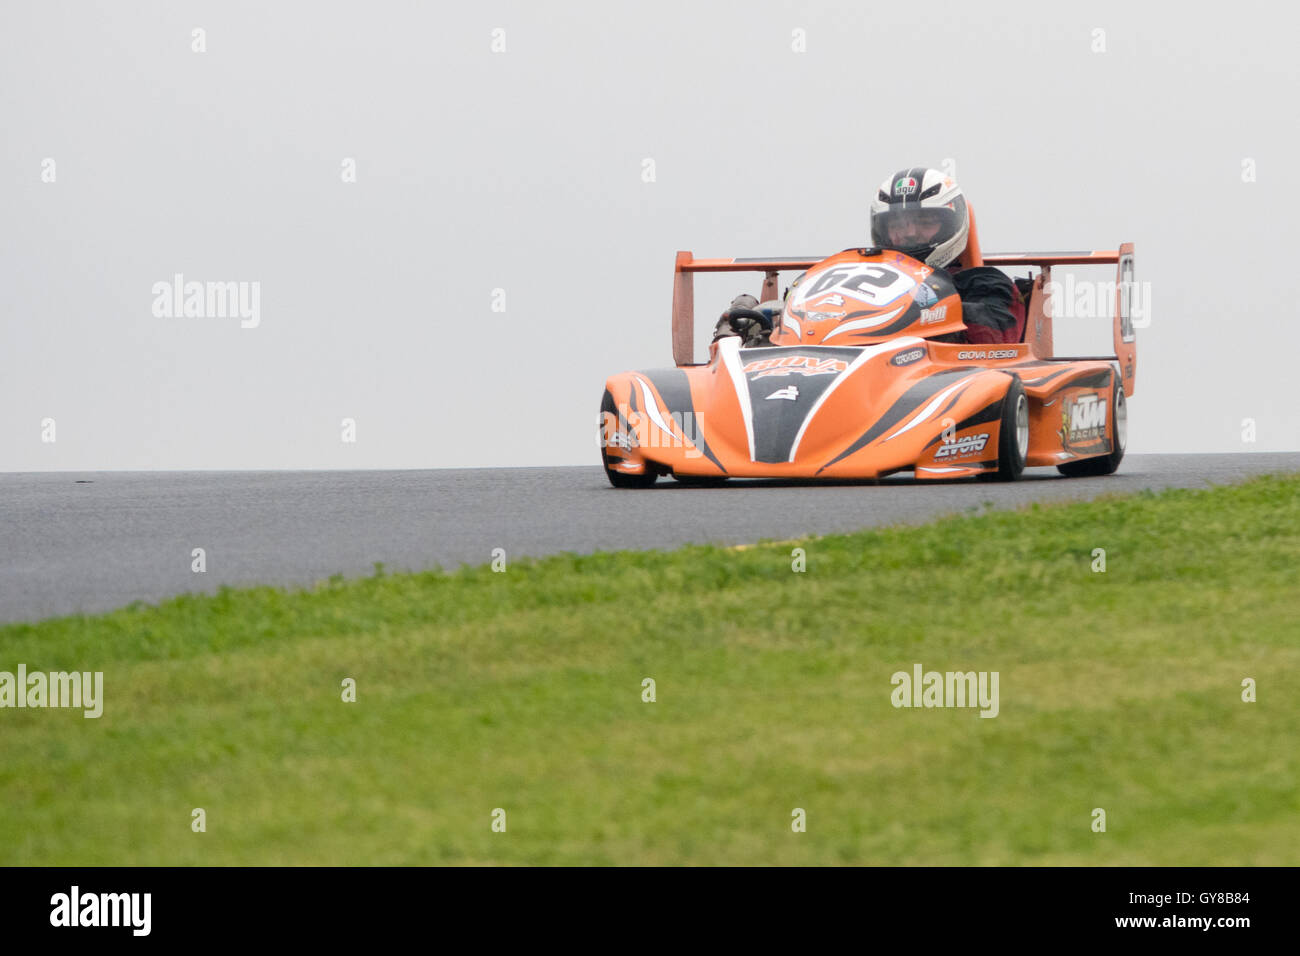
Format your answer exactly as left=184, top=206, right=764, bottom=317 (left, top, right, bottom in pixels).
left=870, top=167, right=970, bottom=269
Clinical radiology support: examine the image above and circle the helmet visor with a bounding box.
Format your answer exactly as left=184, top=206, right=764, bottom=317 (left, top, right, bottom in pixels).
left=871, top=198, right=966, bottom=258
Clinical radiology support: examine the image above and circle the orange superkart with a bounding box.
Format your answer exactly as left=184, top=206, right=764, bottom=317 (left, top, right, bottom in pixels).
left=599, top=216, right=1136, bottom=487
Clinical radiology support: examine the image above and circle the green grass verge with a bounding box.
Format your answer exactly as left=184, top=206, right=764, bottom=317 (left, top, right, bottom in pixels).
left=2, top=474, right=1298, bottom=865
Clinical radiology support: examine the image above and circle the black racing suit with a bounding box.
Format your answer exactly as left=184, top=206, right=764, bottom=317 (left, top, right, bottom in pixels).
left=942, top=265, right=1020, bottom=344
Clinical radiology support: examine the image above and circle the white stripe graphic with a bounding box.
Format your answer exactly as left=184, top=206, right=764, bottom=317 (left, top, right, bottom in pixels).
left=820, top=307, right=905, bottom=343
left=718, top=338, right=756, bottom=461
left=633, top=376, right=675, bottom=438
left=786, top=338, right=923, bottom=462
left=882, top=377, right=972, bottom=442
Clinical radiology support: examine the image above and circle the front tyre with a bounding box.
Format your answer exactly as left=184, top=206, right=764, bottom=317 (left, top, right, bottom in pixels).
left=1056, top=375, right=1126, bottom=477
left=977, top=376, right=1028, bottom=482
left=673, top=473, right=728, bottom=486
left=600, top=389, right=658, bottom=489
left=606, top=466, right=658, bottom=489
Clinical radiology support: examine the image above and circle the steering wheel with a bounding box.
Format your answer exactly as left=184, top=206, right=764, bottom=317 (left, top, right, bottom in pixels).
left=727, top=307, right=774, bottom=332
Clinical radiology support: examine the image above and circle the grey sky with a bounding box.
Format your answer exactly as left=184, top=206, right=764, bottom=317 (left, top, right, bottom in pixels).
left=2, top=0, right=1297, bottom=470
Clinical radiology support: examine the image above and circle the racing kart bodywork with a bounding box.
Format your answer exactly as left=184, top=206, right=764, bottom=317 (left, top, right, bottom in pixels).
left=599, top=218, right=1136, bottom=487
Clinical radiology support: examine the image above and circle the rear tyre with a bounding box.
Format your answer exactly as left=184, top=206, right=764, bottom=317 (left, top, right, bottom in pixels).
left=977, top=376, right=1028, bottom=482
left=1056, top=375, right=1126, bottom=477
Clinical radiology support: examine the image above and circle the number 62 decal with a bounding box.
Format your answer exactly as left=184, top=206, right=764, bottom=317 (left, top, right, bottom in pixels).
left=794, top=263, right=916, bottom=309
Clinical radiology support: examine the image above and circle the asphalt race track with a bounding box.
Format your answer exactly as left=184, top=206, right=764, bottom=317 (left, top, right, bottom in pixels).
left=2, top=453, right=1298, bottom=623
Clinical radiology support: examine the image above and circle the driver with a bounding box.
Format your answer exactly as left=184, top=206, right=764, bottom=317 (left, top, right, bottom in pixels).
left=713, top=167, right=1018, bottom=346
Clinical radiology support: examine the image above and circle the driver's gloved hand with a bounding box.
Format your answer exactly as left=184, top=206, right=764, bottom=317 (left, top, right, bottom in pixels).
left=712, top=293, right=760, bottom=342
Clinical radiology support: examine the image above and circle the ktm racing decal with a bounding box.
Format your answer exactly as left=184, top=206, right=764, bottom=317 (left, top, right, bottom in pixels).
left=1060, top=392, right=1108, bottom=450
left=744, top=355, right=848, bottom=379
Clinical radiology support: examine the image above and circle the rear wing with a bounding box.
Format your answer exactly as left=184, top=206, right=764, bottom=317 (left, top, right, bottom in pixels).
left=671, top=245, right=1137, bottom=396
left=992, top=245, right=1137, bottom=396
